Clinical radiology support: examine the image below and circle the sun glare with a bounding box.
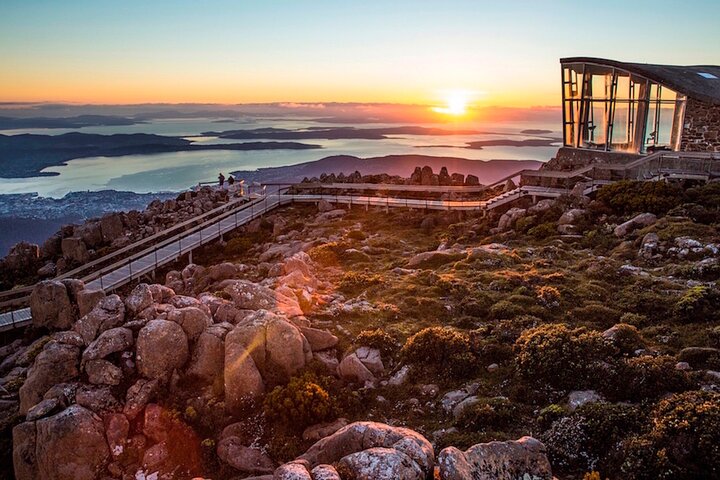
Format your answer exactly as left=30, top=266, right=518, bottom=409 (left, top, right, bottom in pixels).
left=432, top=90, right=473, bottom=116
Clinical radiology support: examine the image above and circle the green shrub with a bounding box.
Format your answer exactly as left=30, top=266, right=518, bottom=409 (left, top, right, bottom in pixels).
left=456, top=397, right=520, bottom=431
left=571, top=303, right=622, bottom=327
left=604, top=323, right=644, bottom=356
left=621, top=390, right=720, bottom=480
left=528, top=222, right=557, bottom=239
left=489, top=300, right=527, bottom=320
left=536, top=285, right=561, bottom=308
left=346, top=229, right=367, bottom=240
left=401, top=327, right=478, bottom=379
left=514, top=324, right=612, bottom=390
left=338, top=271, right=383, bottom=294
left=604, top=356, right=694, bottom=401
left=537, top=403, right=567, bottom=430
left=355, top=329, right=397, bottom=358
left=263, top=374, right=338, bottom=430
left=674, top=285, right=720, bottom=323
left=596, top=180, right=685, bottom=216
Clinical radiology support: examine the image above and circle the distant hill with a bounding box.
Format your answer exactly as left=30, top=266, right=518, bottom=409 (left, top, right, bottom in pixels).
left=231, top=154, right=543, bottom=185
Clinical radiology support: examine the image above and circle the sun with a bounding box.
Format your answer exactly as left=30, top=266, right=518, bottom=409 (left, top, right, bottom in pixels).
left=432, top=89, right=472, bottom=116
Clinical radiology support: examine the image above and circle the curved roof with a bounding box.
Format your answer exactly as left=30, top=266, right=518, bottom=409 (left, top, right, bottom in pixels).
left=561, top=57, right=720, bottom=105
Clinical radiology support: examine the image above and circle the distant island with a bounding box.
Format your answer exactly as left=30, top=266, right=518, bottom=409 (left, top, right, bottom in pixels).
left=520, top=128, right=554, bottom=135
left=0, top=133, right=321, bottom=178
left=465, top=138, right=561, bottom=149
left=0, top=115, right=141, bottom=130
left=203, top=125, right=480, bottom=140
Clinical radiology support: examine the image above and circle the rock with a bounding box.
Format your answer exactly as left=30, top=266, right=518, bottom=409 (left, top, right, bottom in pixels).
left=407, top=250, right=463, bottom=268
left=567, top=390, right=604, bottom=410
left=388, top=365, right=410, bottom=386
left=167, top=306, right=212, bottom=342
left=224, top=339, right=265, bottom=411
left=420, top=166, right=434, bottom=185
left=85, top=359, right=123, bottom=385
left=186, top=331, right=225, bottom=384
left=639, top=232, right=660, bottom=258
left=678, top=347, right=720, bottom=369
left=558, top=208, right=586, bottom=225
left=82, top=327, right=133, bottom=363
left=61, top=237, right=90, bottom=264
left=337, top=447, right=425, bottom=479
left=302, top=418, right=349, bottom=442
left=37, top=262, right=56, bottom=278
left=224, top=280, right=303, bottom=317
left=29, top=280, right=75, bottom=330
left=143, top=441, right=170, bottom=472
left=355, top=347, right=384, bottom=374
left=487, top=363, right=499, bottom=373
left=313, top=350, right=339, bottom=374
left=311, top=464, right=342, bottom=480
left=74, top=294, right=125, bottom=344
left=4, top=241, right=39, bottom=272
left=337, top=353, right=374, bottom=383
left=217, top=436, right=274, bottom=474
left=437, top=436, right=552, bottom=480
left=274, top=462, right=312, bottom=479
left=298, top=422, right=434, bottom=479
left=614, top=212, right=657, bottom=237
left=316, top=209, right=347, bottom=223
left=465, top=174, right=479, bottom=186
left=227, top=310, right=308, bottom=384
left=136, top=320, right=189, bottom=380
left=75, top=385, right=120, bottom=414
left=675, top=361, right=691, bottom=371
left=317, top=199, right=334, bottom=213
left=100, top=213, right=124, bottom=243
left=12, top=421, right=39, bottom=479
left=497, top=208, right=526, bottom=232
left=527, top=199, right=555, bottom=215
left=19, top=342, right=79, bottom=415
left=75, top=288, right=106, bottom=318
left=20, top=405, right=110, bottom=480
left=452, top=396, right=480, bottom=420
left=125, top=283, right=155, bottom=316
left=300, top=327, right=338, bottom=351
left=26, top=397, right=61, bottom=421
left=123, top=378, right=159, bottom=420
left=105, top=412, right=129, bottom=458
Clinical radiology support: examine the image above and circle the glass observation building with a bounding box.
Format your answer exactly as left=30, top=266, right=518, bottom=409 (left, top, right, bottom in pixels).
left=561, top=57, right=720, bottom=155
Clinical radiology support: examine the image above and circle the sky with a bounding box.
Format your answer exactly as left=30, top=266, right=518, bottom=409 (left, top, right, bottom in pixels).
left=1, top=0, right=719, bottom=108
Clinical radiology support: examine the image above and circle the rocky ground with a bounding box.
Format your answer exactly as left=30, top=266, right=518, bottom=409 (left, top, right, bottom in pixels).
left=1, top=179, right=719, bottom=479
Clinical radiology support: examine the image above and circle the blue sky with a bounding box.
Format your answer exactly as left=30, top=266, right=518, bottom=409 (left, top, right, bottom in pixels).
left=1, top=0, right=718, bottom=105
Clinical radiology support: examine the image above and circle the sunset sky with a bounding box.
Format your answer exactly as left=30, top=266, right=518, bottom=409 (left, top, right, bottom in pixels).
left=1, top=0, right=719, bottom=108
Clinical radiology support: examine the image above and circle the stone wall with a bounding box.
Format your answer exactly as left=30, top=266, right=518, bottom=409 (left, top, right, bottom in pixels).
left=681, top=98, right=720, bottom=152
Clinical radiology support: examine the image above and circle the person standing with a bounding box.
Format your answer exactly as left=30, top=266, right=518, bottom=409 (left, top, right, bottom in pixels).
left=218, top=172, right=225, bottom=188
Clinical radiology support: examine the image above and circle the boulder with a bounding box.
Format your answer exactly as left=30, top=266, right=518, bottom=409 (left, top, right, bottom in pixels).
left=497, top=208, right=526, bottom=232
left=317, top=199, right=334, bottom=213
left=303, top=418, right=349, bottom=442
left=274, top=462, right=312, bottom=479
left=136, top=320, right=189, bottom=380
left=73, top=294, right=125, bottom=345
left=61, top=237, right=90, bottom=264
left=125, top=283, right=154, bottom=316
left=100, top=213, right=124, bottom=243
left=437, top=436, right=552, bottom=480
left=678, top=347, right=720, bottom=369
left=167, top=306, right=212, bottom=342
left=82, top=327, right=133, bottom=364
left=75, top=288, right=105, bottom=318
left=355, top=346, right=384, bottom=375
left=465, top=174, right=479, bottom=186
left=85, top=359, right=123, bottom=385
left=316, top=209, right=347, bottom=223
left=338, top=447, right=425, bottom=479
left=29, top=280, right=75, bottom=330
left=337, top=353, right=374, bottom=384
left=300, top=327, right=338, bottom=351
left=224, top=280, right=303, bottom=317
left=186, top=330, right=224, bottom=384
left=74, top=222, right=103, bottom=249
left=105, top=412, right=130, bottom=458
left=614, top=212, right=657, bottom=237
left=123, top=378, right=159, bottom=420
left=19, top=342, right=80, bottom=415
left=224, top=339, right=265, bottom=411
left=557, top=208, right=586, bottom=225
left=407, top=250, right=463, bottom=268
left=75, top=385, right=120, bottom=414
left=217, top=436, right=275, bottom=474
left=298, top=422, right=434, bottom=479
left=21, top=405, right=109, bottom=480
left=527, top=199, right=555, bottom=215
left=311, top=464, right=342, bottom=480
